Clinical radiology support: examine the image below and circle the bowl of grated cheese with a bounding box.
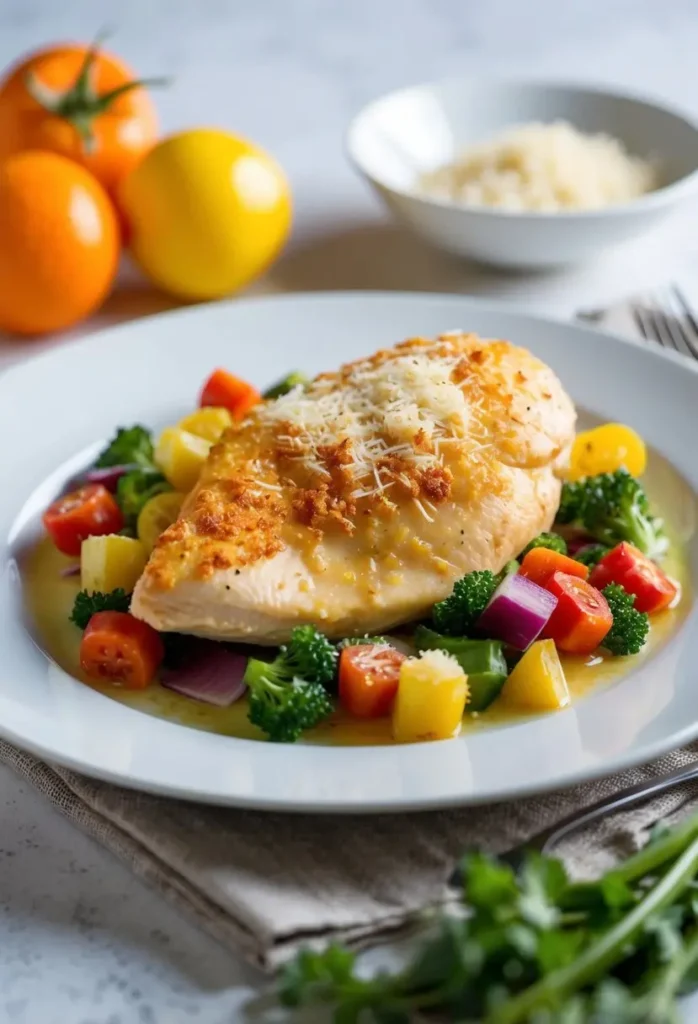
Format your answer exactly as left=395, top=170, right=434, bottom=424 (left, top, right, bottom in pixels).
left=346, top=80, right=698, bottom=268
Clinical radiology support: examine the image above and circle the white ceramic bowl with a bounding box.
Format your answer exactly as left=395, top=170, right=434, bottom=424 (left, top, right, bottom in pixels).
left=346, top=80, right=698, bottom=268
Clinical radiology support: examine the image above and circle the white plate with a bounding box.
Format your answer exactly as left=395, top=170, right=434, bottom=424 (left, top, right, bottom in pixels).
left=1, top=292, right=696, bottom=812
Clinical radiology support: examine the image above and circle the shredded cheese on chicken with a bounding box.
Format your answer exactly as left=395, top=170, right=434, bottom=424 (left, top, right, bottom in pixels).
left=258, top=338, right=471, bottom=502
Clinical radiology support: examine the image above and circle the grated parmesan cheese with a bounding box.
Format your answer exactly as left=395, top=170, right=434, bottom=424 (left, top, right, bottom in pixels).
left=258, top=338, right=470, bottom=501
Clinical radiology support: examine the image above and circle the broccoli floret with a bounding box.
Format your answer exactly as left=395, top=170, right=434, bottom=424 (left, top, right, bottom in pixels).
left=116, top=468, right=172, bottom=528
left=601, top=583, right=649, bottom=656
left=263, top=371, right=309, bottom=400
left=95, top=425, right=155, bottom=469
left=557, top=469, right=667, bottom=559
left=574, top=543, right=611, bottom=569
left=520, top=532, right=567, bottom=558
left=432, top=570, right=499, bottom=636
left=243, top=626, right=337, bottom=742
left=70, top=588, right=130, bottom=630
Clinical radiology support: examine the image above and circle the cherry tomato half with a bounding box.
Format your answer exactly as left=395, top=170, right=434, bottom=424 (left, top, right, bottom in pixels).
left=544, top=572, right=613, bottom=655
left=43, top=483, right=123, bottom=556
left=590, top=542, right=677, bottom=614
left=80, top=611, right=164, bottom=689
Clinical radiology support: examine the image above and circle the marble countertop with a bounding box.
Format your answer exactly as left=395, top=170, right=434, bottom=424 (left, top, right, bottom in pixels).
left=2, top=0, right=698, bottom=1020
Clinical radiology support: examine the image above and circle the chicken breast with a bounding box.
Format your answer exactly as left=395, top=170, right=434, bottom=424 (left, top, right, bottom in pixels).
left=131, top=333, right=576, bottom=643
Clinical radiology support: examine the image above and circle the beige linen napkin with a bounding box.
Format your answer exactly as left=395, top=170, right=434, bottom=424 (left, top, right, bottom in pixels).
left=2, top=296, right=695, bottom=972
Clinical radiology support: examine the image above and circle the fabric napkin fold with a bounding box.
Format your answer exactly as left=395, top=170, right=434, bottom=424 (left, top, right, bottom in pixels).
left=2, top=294, right=694, bottom=972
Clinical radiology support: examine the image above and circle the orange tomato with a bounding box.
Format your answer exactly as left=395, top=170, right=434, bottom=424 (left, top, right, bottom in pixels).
left=0, top=150, right=119, bottom=335
left=0, top=39, right=162, bottom=192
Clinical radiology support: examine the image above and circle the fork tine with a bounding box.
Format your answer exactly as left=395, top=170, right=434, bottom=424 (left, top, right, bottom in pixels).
left=669, top=285, right=698, bottom=359
left=632, top=304, right=668, bottom=348
left=632, top=305, right=659, bottom=345
left=650, top=292, right=693, bottom=356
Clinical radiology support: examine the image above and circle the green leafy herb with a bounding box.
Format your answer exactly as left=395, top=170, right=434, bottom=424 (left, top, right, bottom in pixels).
left=278, top=812, right=698, bottom=1023
left=95, top=425, right=155, bottom=469
left=70, top=588, right=130, bottom=630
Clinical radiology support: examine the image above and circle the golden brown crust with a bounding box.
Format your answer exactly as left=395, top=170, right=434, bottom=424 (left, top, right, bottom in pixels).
left=137, top=332, right=575, bottom=594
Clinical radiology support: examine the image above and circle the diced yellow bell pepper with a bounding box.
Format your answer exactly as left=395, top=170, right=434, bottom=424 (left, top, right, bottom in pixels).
left=392, top=650, right=469, bottom=743
left=500, top=639, right=570, bottom=712
left=137, top=491, right=186, bottom=553
left=155, top=427, right=211, bottom=491
left=179, top=406, right=233, bottom=443
left=568, top=423, right=646, bottom=481
left=81, top=534, right=148, bottom=594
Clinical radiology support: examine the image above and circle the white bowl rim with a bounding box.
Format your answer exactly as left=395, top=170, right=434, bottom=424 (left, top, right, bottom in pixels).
left=346, top=75, right=698, bottom=220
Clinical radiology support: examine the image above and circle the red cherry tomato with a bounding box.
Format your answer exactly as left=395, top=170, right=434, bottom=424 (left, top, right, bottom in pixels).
left=339, top=644, right=406, bottom=718
left=589, top=542, right=677, bottom=614
left=80, top=611, right=164, bottom=689
left=544, top=572, right=613, bottom=655
left=42, top=483, right=123, bottom=556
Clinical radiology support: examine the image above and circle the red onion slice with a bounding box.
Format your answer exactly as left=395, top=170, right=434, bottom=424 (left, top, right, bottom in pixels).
left=477, top=573, right=557, bottom=651
left=83, top=465, right=134, bottom=492
left=161, top=639, right=248, bottom=707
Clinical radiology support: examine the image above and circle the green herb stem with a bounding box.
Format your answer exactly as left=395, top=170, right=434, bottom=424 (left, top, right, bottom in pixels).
left=489, top=834, right=698, bottom=1024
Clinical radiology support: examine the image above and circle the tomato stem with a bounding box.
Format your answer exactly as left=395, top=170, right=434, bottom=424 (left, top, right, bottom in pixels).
left=24, top=31, right=169, bottom=154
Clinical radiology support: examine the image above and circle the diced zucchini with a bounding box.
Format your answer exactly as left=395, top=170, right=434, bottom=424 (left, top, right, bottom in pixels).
left=81, top=534, right=148, bottom=594
left=499, top=639, right=570, bottom=712
left=392, top=650, right=468, bottom=743
left=179, top=406, right=233, bottom=442
left=413, top=626, right=508, bottom=711
left=155, top=427, right=211, bottom=492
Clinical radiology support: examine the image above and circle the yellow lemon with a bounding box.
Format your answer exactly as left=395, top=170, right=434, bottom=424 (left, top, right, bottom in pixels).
left=118, top=128, right=292, bottom=300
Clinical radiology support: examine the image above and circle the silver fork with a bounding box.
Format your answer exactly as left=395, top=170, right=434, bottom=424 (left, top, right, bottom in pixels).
left=631, top=284, right=698, bottom=360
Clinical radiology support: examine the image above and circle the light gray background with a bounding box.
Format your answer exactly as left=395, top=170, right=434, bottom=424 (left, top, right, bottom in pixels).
left=1, top=1, right=698, bottom=1021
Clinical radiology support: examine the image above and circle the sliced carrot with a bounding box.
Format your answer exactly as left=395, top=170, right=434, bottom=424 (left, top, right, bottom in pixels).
left=80, top=611, right=164, bottom=689
left=519, top=547, right=589, bottom=588
left=199, top=368, right=261, bottom=420
left=339, top=644, right=406, bottom=718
